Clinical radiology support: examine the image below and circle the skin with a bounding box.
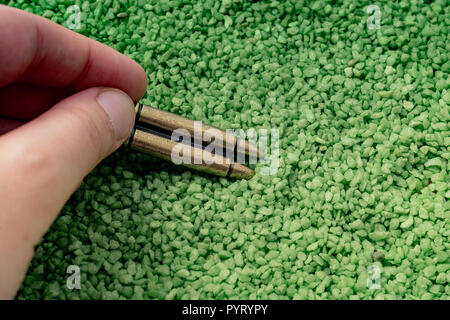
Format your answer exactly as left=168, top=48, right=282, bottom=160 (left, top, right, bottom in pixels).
left=0, top=5, right=148, bottom=299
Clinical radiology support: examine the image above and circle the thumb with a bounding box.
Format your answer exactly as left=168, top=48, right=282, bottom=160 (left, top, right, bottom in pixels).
left=0, top=87, right=135, bottom=298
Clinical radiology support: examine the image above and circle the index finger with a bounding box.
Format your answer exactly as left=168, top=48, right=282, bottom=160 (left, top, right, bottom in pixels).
left=0, top=5, right=147, bottom=101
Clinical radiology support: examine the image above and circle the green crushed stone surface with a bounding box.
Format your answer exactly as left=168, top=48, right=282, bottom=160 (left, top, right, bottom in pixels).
left=5, top=0, right=449, bottom=299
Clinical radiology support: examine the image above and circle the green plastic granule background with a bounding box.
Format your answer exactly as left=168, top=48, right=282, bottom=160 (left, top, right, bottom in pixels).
left=4, top=0, right=449, bottom=299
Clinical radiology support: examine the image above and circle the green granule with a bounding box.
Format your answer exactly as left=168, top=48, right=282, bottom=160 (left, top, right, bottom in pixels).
left=6, top=0, right=449, bottom=300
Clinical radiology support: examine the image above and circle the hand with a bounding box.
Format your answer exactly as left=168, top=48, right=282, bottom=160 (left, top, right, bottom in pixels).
left=0, top=5, right=147, bottom=299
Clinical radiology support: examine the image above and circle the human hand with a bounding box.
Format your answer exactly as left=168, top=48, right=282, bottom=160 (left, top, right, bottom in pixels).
left=0, top=5, right=147, bottom=299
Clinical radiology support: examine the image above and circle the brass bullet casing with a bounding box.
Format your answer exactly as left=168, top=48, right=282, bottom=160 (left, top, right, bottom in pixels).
left=126, top=104, right=256, bottom=179
left=136, top=104, right=263, bottom=158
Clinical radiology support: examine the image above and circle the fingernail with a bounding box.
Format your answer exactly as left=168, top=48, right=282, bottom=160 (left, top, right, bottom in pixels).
left=96, top=89, right=135, bottom=141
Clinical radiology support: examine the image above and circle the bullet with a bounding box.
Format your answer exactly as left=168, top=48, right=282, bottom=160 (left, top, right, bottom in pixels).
left=125, top=104, right=259, bottom=179
left=135, top=104, right=263, bottom=158
left=228, top=163, right=255, bottom=179
left=128, top=126, right=255, bottom=179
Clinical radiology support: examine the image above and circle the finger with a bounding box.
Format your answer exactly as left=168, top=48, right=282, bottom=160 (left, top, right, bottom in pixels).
left=0, top=87, right=135, bottom=299
left=0, top=117, right=24, bottom=135
left=0, top=5, right=147, bottom=101
left=0, top=83, right=72, bottom=120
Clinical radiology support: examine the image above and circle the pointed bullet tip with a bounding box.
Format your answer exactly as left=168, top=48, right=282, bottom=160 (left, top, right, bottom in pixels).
left=228, top=163, right=255, bottom=179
